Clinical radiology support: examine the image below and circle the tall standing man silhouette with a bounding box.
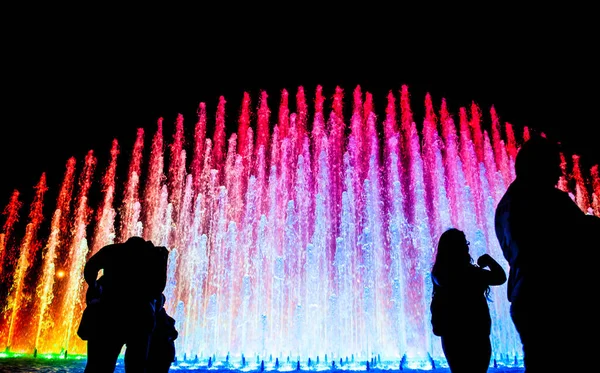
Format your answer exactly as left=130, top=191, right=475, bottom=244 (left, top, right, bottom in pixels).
left=495, top=136, right=600, bottom=372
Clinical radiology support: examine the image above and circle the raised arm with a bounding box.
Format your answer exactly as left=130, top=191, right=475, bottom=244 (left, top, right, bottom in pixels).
left=83, top=243, right=117, bottom=285
left=476, top=254, right=507, bottom=286
left=145, top=244, right=169, bottom=299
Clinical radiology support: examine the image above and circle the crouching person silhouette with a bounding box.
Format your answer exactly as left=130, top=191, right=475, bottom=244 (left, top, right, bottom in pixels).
left=430, top=228, right=507, bottom=373
left=77, top=236, right=169, bottom=373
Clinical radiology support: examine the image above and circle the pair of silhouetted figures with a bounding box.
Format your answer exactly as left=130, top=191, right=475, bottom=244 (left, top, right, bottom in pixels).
left=431, top=136, right=600, bottom=373
left=77, top=236, right=177, bottom=373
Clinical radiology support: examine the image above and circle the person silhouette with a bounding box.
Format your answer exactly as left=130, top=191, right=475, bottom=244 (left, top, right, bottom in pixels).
left=78, top=236, right=169, bottom=373
left=495, top=136, right=600, bottom=372
left=430, top=228, right=506, bottom=373
left=146, top=293, right=178, bottom=373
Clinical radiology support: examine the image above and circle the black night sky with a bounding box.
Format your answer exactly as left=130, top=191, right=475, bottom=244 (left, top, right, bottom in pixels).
left=1, top=10, right=598, bottom=212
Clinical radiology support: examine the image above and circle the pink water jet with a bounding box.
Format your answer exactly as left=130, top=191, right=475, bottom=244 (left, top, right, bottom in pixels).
left=0, top=85, right=597, bottom=367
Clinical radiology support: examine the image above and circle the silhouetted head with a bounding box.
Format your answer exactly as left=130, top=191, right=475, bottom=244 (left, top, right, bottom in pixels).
left=433, top=228, right=473, bottom=269
left=124, top=236, right=159, bottom=252
left=515, top=136, right=562, bottom=186
left=126, top=236, right=148, bottom=245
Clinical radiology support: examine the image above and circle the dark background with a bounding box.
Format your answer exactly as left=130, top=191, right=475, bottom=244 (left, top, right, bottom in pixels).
left=1, top=9, right=598, bottom=212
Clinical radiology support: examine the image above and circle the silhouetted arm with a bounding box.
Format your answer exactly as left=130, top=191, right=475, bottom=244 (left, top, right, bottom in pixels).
left=585, top=215, right=600, bottom=235
left=158, top=246, right=168, bottom=292
left=508, top=187, right=585, bottom=268
left=83, top=244, right=117, bottom=285
left=147, top=245, right=169, bottom=299
left=476, top=254, right=507, bottom=286
left=556, top=190, right=590, bottom=222
left=551, top=190, right=597, bottom=251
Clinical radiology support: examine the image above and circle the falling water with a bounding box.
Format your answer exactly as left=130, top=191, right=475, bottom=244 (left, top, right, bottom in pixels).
left=32, top=157, right=77, bottom=353
left=4, top=174, right=47, bottom=351
left=0, top=190, right=22, bottom=285
left=0, top=85, right=598, bottom=368
left=57, top=151, right=96, bottom=354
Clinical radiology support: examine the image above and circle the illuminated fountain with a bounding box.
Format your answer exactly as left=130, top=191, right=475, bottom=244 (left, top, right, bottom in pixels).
left=0, top=85, right=598, bottom=369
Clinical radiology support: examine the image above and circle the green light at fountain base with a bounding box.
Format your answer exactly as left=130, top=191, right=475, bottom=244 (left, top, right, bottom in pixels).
left=0, top=350, right=87, bottom=360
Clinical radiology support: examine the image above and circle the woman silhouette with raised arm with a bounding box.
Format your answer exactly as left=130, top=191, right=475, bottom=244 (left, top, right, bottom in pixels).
left=430, top=228, right=506, bottom=373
